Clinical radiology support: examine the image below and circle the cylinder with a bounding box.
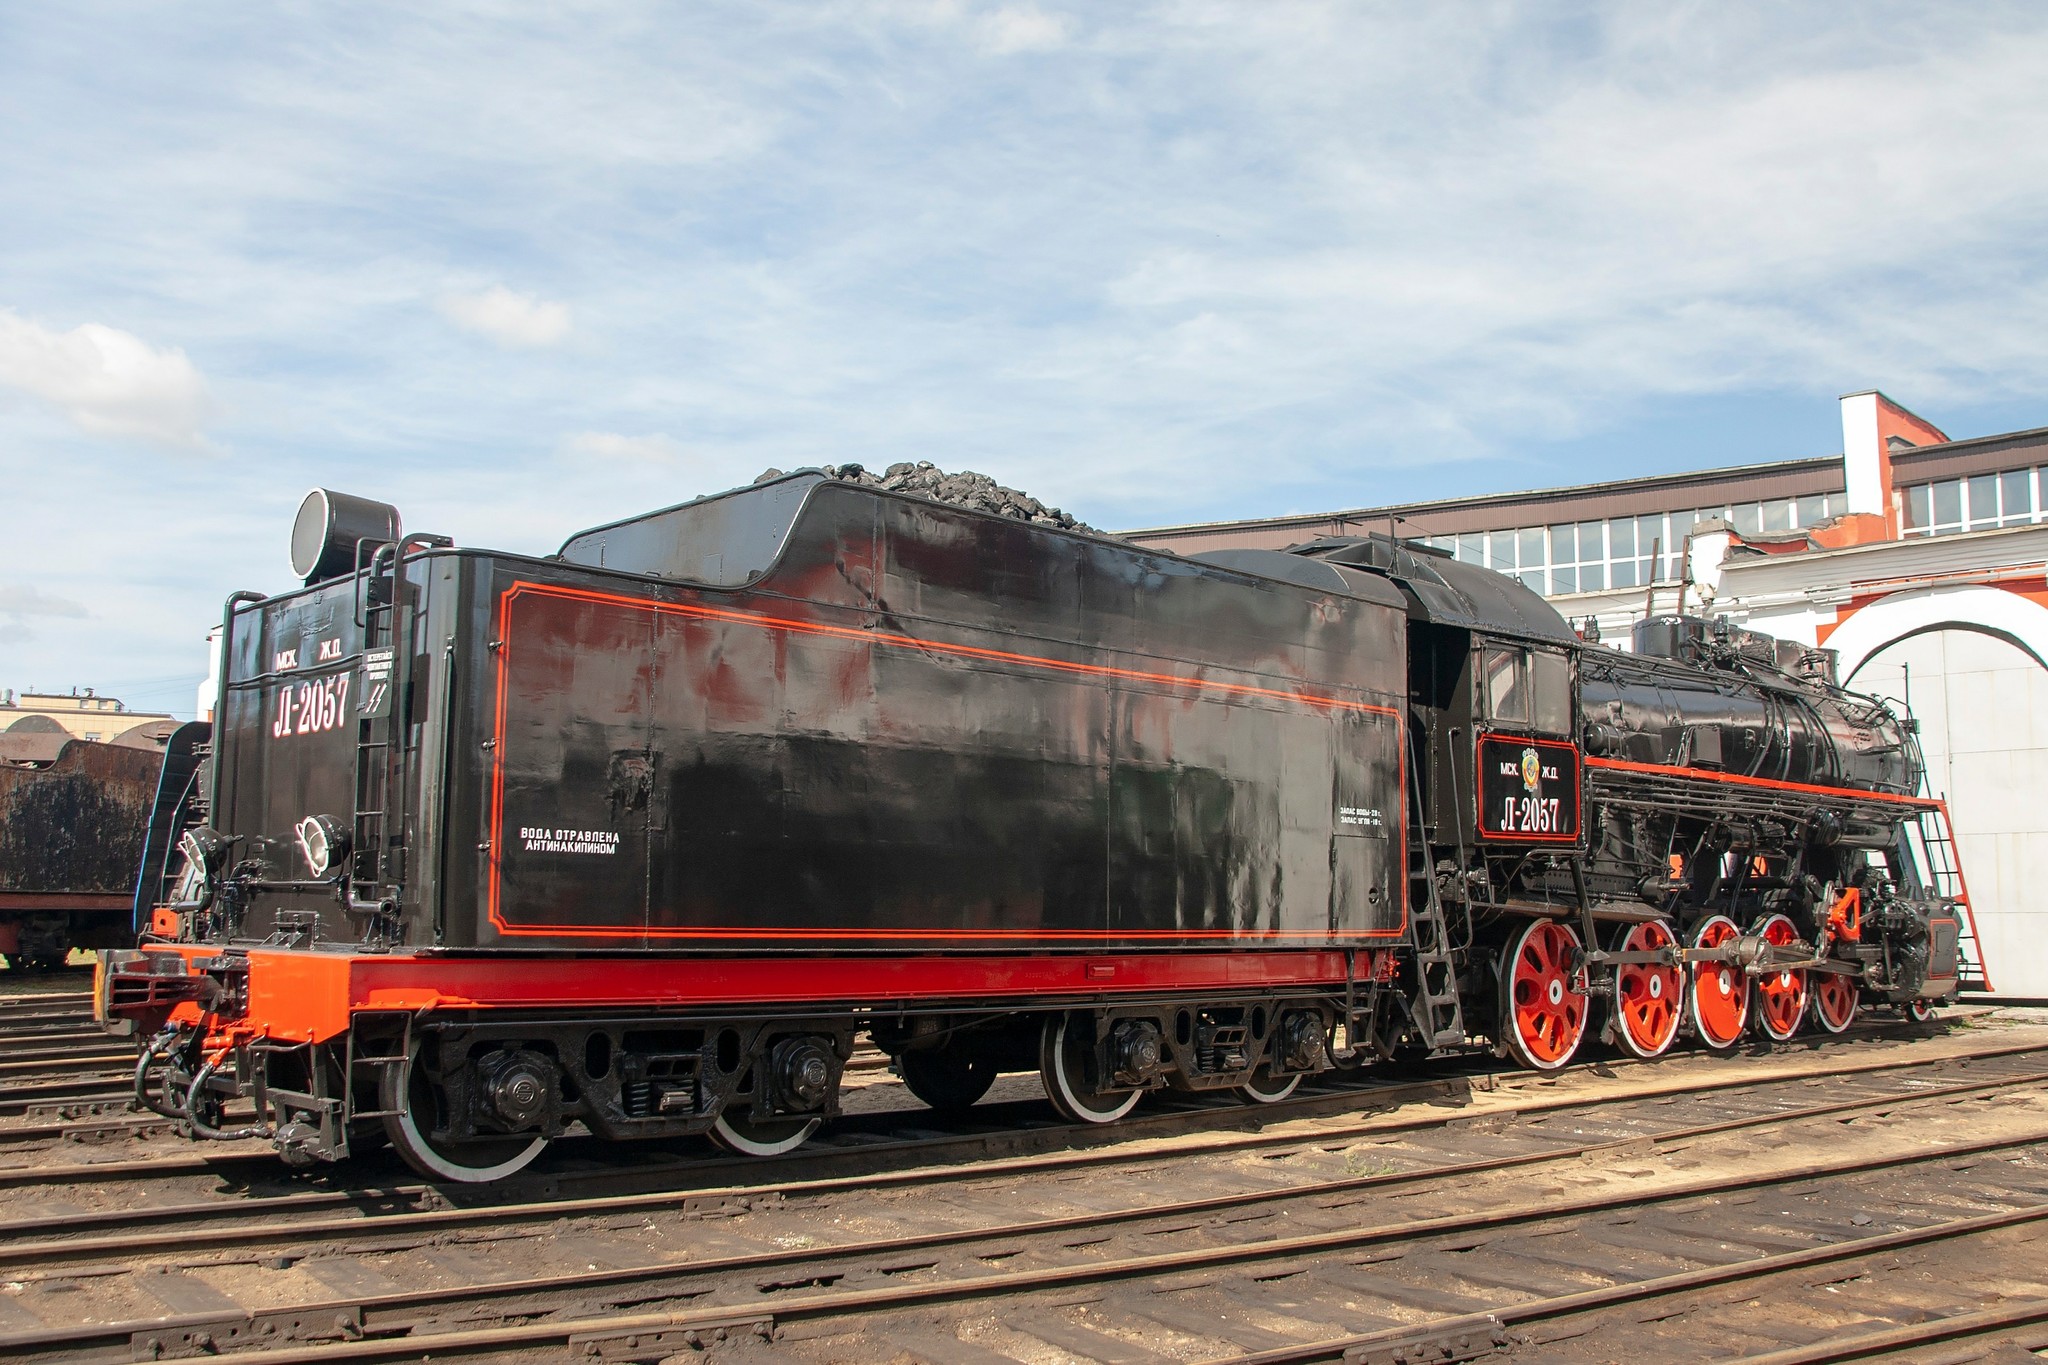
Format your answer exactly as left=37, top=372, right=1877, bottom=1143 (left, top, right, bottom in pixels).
left=290, top=490, right=402, bottom=585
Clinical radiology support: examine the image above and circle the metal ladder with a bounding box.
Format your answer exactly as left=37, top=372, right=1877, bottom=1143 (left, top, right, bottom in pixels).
left=347, top=560, right=407, bottom=907
left=1913, top=805, right=1991, bottom=992
left=1404, top=738, right=1468, bottom=1049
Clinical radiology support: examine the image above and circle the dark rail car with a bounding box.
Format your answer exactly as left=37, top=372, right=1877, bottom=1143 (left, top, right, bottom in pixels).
left=0, top=734, right=166, bottom=968
left=100, top=474, right=1982, bottom=1180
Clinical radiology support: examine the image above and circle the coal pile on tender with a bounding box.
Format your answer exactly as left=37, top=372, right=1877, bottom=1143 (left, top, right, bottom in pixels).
left=758, top=462, right=1108, bottom=536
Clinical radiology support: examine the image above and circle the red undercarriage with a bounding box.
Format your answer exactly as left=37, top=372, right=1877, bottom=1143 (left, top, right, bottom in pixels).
left=104, top=943, right=1403, bottom=1047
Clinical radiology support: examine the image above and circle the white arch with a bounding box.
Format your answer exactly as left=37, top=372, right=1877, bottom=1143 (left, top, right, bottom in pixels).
left=1827, top=584, right=2048, bottom=683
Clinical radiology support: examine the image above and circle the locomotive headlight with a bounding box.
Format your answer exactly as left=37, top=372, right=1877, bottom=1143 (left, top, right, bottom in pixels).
left=294, top=814, right=350, bottom=879
left=171, top=826, right=227, bottom=907
left=177, top=825, right=226, bottom=872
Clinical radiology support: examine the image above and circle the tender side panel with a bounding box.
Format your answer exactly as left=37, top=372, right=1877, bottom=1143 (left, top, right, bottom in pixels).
left=484, top=573, right=1407, bottom=949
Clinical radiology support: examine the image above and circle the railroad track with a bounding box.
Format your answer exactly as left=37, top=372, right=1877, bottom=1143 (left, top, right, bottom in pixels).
left=0, top=1015, right=1991, bottom=1193
left=0, top=1006, right=1956, bottom=1151
left=0, top=989, right=92, bottom=1031
left=1, top=1026, right=2044, bottom=1361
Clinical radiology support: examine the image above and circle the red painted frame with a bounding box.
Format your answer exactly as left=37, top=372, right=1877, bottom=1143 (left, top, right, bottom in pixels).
left=119, top=944, right=1401, bottom=1045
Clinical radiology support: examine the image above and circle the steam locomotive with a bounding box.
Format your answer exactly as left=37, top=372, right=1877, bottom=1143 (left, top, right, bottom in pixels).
left=98, top=474, right=1977, bottom=1181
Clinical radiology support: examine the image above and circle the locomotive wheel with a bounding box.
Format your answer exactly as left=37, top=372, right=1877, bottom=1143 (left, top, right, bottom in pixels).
left=1687, top=915, right=1749, bottom=1050
left=1750, top=913, right=1808, bottom=1043
left=1040, top=1014, right=1140, bottom=1124
left=1607, top=920, right=1682, bottom=1059
left=1810, top=971, right=1859, bottom=1034
left=898, top=1048, right=998, bottom=1112
left=1499, top=919, right=1588, bottom=1072
left=1236, top=1066, right=1302, bottom=1104
left=381, top=1049, right=547, bottom=1184
left=1906, top=999, right=1939, bottom=1024
left=708, top=1110, right=820, bottom=1157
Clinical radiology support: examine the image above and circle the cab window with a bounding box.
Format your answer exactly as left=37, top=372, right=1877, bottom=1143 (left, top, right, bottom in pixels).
left=1531, top=649, right=1572, bottom=735
left=1480, top=647, right=1528, bottom=724
left=1479, top=644, right=1573, bottom=737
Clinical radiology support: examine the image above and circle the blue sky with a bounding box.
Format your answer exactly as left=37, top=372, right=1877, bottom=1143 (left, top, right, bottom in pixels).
left=6, top=2, right=2048, bottom=716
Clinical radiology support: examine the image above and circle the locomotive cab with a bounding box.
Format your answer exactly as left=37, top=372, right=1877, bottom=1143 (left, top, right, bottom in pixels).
left=1465, top=639, right=1582, bottom=846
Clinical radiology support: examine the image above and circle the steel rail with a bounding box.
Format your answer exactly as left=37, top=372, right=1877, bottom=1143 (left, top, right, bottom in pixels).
left=1731, top=1301, right=2048, bottom=1365
left=1, top=1034, right=2040, bottom=1256
left=0, top=1034, right=2039, bottom=1255
left=0, top=1079, right=131, bottom=1114
left=0, top=1051, right=129, bottom=1077
left=0, top=1032, right=123, bottom=1055
left=1209, top=1199, right=2048, bottom=1363
left=7, top=1061, right=2047, bottom=1358
left=34, top=1121, right=2048, bottom=1365
left=0, top=1020, right=2019, bottom=1197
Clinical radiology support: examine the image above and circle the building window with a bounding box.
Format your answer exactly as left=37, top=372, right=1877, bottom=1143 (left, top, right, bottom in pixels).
left=1415, top=493, right=1857, bottom=599
left=1901, top=468, right=2046, bottom=538
left=2002, top=469, right=2033, bottom=526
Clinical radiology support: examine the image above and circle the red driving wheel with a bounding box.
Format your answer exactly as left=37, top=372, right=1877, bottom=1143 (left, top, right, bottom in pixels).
left=1608, top=919, right=1682, bottom=1059
left=1751, top=913, right=1807, bottom=1043
left=1809, top=970, right=1858, bottom=1034
left=1500, top=919, right=1588, bottom=1071
left=1687, top=914, right=1749, bottom=1050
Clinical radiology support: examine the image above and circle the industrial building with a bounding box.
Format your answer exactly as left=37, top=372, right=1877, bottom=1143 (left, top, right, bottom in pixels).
left=0, top=689, right=176, bottom=748
left=1129, top=393, right=2048, bottom=1000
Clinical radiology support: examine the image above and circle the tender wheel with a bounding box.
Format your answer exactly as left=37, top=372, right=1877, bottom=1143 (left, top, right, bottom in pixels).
left=381, top=1047, right=547, bottom=1184
left=898, top=1048, right=997, bottom=1113
left=1499, top=919, right=1588, bottom=1071
left=1040, top=1014, right=1140, bottom=1124
left=1750, top=912, right=1807, bottom=1043
left=708, top=1110, right=820, bottom=1156
left=1608, top=919, right=1682, bottom=1059
left=1236, top=1066, right=1302, bottom=1104
left=1905, top=998, right=1939, bottom=1024
left=1687, top=914, right=1749, bottom=1051
left=1809, top=971, right=1859, bottom=1034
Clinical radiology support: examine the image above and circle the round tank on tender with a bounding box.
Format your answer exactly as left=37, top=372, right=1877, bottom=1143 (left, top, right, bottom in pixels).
left=291, top=490, right=402, bottom=586
left=1632, top=615, right=1710, bottom=662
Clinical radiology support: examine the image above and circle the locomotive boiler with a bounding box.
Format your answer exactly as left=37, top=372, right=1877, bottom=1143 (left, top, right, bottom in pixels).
left=99, top=472, right=1980, bottom=1181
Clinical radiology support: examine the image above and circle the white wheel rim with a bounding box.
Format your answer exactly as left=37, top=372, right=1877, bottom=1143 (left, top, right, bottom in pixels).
left=711, top=1112, right=820, bottom=1157
left=1688, top=915, right=1748, bottom=1048
left=1503, top=919, right=1586, bottom=1070
left=1048, top=1018, right=1139, bottom=1122
left=1609, top=921, right=1680, bottom=1059
left=1754, top=914, right=1806, bottom=1042
left=389, top=1054, right=546, bottom=1183
left=1812, top=979, right=1856, bottom=1034
left=1240, top=1070, right=1301, bottom=1103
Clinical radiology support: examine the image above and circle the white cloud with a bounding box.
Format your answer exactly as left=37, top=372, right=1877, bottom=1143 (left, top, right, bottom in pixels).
left=437, top=285, right=571, bottom=348
left=0, top=583, right=87, bottom=644
left=563, top=431, right=689, bottom=464
left=11, top=4, right=2048, bottom=694
left=978, top=6, right=1070, bottom=54
left=0, top=310, right=215, bottom=449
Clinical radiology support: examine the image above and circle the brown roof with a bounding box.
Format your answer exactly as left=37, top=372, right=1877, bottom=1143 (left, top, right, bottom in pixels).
left=1125, top=455, right=1843, bottom=553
